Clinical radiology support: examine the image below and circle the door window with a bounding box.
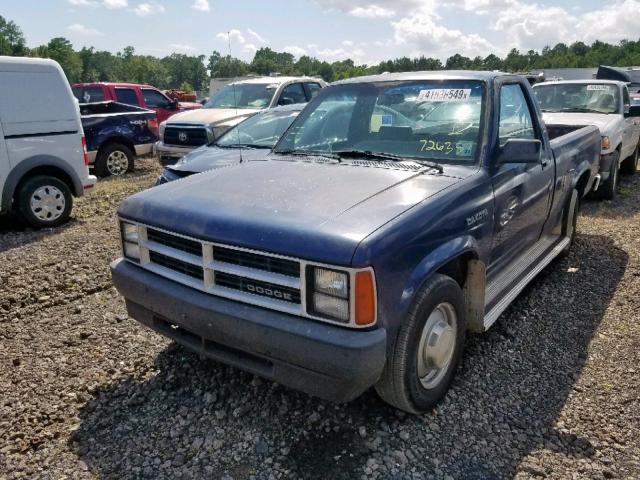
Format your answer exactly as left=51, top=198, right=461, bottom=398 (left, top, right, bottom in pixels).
left=279, top=83, right=307, bottom=105
left=142, top=89, right=170, bottom=108
left=499, top=84, right=535, bottom=145
left=305, top=82, right=322, bottom=99
left=115, top=88, right=139, bottom=106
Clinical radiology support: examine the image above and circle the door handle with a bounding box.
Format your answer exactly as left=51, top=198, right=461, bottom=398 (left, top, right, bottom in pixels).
left=541, top=158, right=550, bottom=168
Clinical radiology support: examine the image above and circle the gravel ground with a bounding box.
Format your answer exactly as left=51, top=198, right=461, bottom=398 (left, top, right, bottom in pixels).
left=1, top=158, right=639, bottom=479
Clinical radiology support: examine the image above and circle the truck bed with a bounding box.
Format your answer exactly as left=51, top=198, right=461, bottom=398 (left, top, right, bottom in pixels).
left=546, top=124, right=587, bottom=141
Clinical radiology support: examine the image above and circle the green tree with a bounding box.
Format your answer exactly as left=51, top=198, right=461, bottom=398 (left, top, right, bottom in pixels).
left=0, top=15, right=26, bottom=56
left=37, top=37, right=83, bottom=83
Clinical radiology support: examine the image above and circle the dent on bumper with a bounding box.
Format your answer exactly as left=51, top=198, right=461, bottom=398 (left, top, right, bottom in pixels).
left=110, top=258, right=387, bottom=402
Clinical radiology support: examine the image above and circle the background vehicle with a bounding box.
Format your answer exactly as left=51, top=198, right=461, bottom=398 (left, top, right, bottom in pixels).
left=155, top=76, right=326, bottom=164
left=0, top=56, right=96, bottom=228
left=80, top=102, right=158, bottom=177
left=534, top=80, right=640, bottom=199
left=72, top=82, right=201, bottom=124
left=112, top=71, right=601, bottom=413
left=156, top=104, right=303, bottom=183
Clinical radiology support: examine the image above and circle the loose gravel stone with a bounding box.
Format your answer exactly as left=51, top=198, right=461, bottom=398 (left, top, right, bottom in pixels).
left=1, top=158, right=639, bottom=479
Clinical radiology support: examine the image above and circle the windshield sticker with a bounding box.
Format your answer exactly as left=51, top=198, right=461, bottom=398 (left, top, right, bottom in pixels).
left=587, top=85, right=610, bottom=91
left=419, top=139, right=455, bottom=154
left=417, top=89, right=472, bottom=102
left=370, top=114, right=393, bottom=132
left=456, top=141, right=474, bottom=157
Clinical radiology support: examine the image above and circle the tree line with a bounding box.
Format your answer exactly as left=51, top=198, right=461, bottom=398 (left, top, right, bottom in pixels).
left=2, top=14, right=640, bottom=92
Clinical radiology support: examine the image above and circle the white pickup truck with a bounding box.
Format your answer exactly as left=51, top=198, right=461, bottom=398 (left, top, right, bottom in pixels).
left=533, top=80, right=640, bottom=199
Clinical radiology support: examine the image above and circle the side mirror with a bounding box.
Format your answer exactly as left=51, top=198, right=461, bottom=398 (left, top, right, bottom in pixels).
left=278, top=96, right=294, bottom=106
left=625, top=105, right=640, bottom=117
left=497, top=138, right=542, bottom=164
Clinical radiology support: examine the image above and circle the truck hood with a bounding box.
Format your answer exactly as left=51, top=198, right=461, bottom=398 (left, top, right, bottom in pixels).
left=168, top=146, right=271, bottom=174
left=542, top=112, right=619, bottom=135
left=119, top=159, right=464, bottom=264
left=165, top=107, right=259, bottom=126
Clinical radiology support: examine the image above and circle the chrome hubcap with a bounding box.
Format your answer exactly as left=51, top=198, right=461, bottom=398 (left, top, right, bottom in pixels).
left=417, top=302, right=457, bottom=389
left=106, top=150, right=128, bottom=176
left=30, top=186, right=65, bottom=221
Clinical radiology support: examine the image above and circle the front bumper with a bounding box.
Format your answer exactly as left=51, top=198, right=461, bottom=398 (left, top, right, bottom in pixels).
left=110, top=259, right=387, bottom=402
left=155, top=141, right=196, bottom=166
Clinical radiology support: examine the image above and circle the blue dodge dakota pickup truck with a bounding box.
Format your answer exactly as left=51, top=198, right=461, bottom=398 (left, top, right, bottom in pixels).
left=111, top=71, right=600, bottom=413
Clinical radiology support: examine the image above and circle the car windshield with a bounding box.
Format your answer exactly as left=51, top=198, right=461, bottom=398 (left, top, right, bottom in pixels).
left=534, top=83, right=620, bottom=114
left=217, top=109, right=301, bottom=148
left=204, top=83, right=276, bottom=109
left=274, top=80, right=485, bottom=164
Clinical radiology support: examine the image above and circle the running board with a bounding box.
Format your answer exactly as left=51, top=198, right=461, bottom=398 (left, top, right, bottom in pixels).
left=483, top=236, right=570, bottom=331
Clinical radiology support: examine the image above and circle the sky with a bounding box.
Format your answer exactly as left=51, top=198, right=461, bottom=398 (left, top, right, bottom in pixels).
left=2, top=0, right=640, bottom=64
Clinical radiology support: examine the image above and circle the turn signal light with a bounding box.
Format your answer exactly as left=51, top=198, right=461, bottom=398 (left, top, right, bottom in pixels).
left=354, top=271, right=376, bottom=326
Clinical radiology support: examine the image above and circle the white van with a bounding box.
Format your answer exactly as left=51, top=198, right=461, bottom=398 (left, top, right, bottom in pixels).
left=0, top=56, right=96, bottom=228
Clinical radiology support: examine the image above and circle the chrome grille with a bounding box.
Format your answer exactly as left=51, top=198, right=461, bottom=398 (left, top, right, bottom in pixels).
left=137, top=225, right=303, bottom=314
left=164, top=126, right=209, bottom=147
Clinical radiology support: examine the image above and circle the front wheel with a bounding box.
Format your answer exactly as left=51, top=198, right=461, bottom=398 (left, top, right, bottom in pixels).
left=375, top=274, right=466, bottom=413
left=597, top=151, right=619, bottom=200
left=16, top=175, right=73, bottom=228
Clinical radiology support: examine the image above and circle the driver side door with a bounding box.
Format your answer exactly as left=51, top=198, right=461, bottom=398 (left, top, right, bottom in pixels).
left=488, top=81, right=555, bottom=278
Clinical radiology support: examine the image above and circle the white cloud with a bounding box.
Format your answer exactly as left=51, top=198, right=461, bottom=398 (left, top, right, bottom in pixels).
left=349, top=4, right=396, bottom=18
left=216, top=29, right=258, bottom=54
left=284, top=45, right=308, bottom=57
left=192, top=0, right=209, bottom=11
left=132, top=1, right=165, bottom=16
left=67, top=0, right=98, bottom=5
left=491, top=1, right=573, bottom=50
left=67, top=23, right=103, bottom=35
left=103, top=0, right=127, bottom=8
left=575, top=0, right=640, bottom=44
left=391, top=6, right=496, bottom=59
left=169, top=43, right=196, bottom=52
left=247, top=29, right=267, bottom=44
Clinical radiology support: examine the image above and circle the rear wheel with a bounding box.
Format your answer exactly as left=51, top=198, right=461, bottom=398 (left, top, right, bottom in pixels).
left=621, top=143, right=639, bottom=175
left=375, top=274, right=466, bottom=413
left=597, top=151, right=619, bottom=200
left=16, top=175, right=73, bottom=228
left=95, top=143, right=134, bottom=177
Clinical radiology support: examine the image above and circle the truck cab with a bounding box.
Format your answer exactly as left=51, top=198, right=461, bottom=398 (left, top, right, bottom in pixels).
left=111, top=71, right=601, bottom=413
left=72, top=82, right=201, bottom=124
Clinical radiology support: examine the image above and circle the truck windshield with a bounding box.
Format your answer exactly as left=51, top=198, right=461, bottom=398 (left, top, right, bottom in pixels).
left=534, top=83, right=620, bottom=114
left=216, top=109, right=300, bottom=148
left=204, top=83, right=276, bottom=109
left=274, top=80, right=485, bottom=164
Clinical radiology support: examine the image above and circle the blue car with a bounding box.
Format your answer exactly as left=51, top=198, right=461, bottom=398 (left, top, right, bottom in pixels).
left=155, top=104, right=304, bottom=185
left=112, top=71, right=602, bottom=412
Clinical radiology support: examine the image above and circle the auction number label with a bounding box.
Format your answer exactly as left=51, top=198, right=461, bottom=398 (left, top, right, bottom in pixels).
left=417, top=89, right=472, bottom=102
left=419, top=139, right=454, bottom=154
left=586, top=85, right=610, bottom=91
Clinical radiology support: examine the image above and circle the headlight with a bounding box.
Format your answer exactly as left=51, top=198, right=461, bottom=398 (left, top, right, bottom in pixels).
left=159, top=121, right=167, bottom=139
left=307, top=266, right=376, bottom=326
left=602, top=136, right=611, bottom=150
left=120, top=221, right=141, bottom=262
left=212, top=125, right=230, bottom=139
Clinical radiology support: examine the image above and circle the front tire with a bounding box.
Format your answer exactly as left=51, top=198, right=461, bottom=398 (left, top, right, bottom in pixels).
left=597, top=151, right=619, bottom=200
left=95, top=143, right=134, bottom=177
left=375, top=274, right=466, bottom=413
left=621, top=143, right=639, bottom=175
left=16, top=175, right=73, bottom=228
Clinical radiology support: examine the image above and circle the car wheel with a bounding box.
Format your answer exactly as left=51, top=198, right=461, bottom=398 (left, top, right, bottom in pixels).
left=621, top=143, right=639, bottom=175
left=375, top=274, right=466, bottom=413
left=597, top=151, right=619, bottom=200
left=16, top=175, right=73, bottom=228
left=95, top=143, right=133, bottom=177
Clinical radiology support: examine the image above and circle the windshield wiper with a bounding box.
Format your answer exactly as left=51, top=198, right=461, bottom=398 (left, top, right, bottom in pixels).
left=333, top=150, right=444, bottom=173
left=275, top=149, right=341, bottom=161
left=558, top=107, right=599, bottom=113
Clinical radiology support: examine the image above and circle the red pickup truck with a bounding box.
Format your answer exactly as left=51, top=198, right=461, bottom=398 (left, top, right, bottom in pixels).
left=72, top=82, right=202, bottom=124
